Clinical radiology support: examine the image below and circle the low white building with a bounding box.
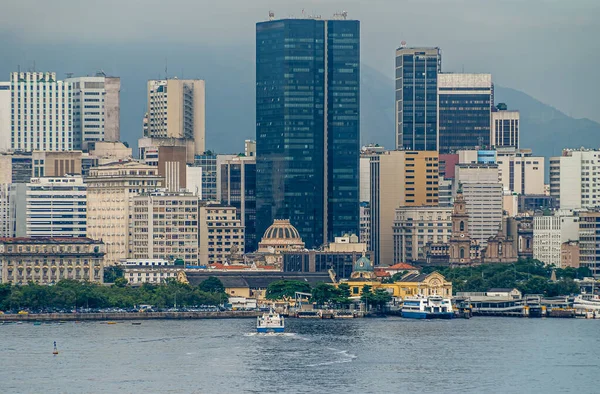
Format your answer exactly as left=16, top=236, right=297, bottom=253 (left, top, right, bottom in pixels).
left=123, top=266, right=179, bottom=285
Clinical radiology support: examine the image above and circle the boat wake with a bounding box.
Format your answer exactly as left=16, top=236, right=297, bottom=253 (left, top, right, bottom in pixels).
left=244, top=332, right=298, bottom=338
left=306, top=348, right=357, bottom=367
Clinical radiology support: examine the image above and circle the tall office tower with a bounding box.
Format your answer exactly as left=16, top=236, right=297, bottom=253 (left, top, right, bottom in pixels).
left=437, top=73, right=492, bottom=153
left=26, top=175, right=87, bottom=238
left=454, top=163, right=503, bottom=247
left=86, top=161, right=163, bottom=265
left=256, top=14, right=360, bottom=249
left=144, top=79, right=205, bottom=156
left=218, top=155, right=257, bottom=253
left=491, top=104, right=520, bottom=149
left=553, top=148, right=600, bottom=210
left=9, top=72, right=72, bottom=152
left=67, top=74, right=120, bottom=151
left=495, top=148, right=545, bottom=195
left=194, top=153, right=218, bottom=201
left=395, top=46, right=441, bottom=150
left=0, top=184, right=15, bottom=236
left=199, top=204, right=245, bottom=265
left=549, top=156, right=560, bottom=206
left=129, top=191, right=199, bottom=266
left=369, top=150, right=439, bottom=265
left=0, top=82, right=10, bottom=152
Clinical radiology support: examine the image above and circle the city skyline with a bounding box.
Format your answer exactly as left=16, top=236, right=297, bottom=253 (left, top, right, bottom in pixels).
left=0, top=1, right=598, bottom=154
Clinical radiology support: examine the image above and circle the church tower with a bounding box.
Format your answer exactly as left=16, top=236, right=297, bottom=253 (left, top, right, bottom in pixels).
left=449, top=185, right=474, bottom=264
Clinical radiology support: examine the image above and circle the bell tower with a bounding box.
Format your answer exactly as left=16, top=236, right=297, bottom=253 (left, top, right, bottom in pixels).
left=449, top=185, right=473, bottom=264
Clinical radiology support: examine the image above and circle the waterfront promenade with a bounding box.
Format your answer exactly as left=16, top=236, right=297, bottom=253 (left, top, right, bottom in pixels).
left=0, top=310, right=262, bottom=322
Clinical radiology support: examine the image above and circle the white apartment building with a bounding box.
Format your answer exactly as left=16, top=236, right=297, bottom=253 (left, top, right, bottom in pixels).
left=0, top=82, right=10, bottom=152
left=0, top=184, right=14, bottom=237
left=129, top=191, right=200, bottom=266
left=359, top=156, right=370, bottom=203
left=66, top=74, right=120, bottom=150
left=533, top=212, right=579, bottom=267
left=145, top=79, right=205, bottom=156
left=26, top=175, right=87, bottom=238
left=552, top=148, right=600, bottom=210
left=496, top=148, right=545, bottom=195
left=123, top=266, right=179, bottom=285
left=199, top=204, right=244, bottom=265
left=393, top=206, right=453, bottom=263
left=86, top=161, right=163, bottom=265
left=454, top=164, right=503, bottom=246
left=491, top=107, right=520, bottom=149
left=9, top=72, right=72, bottom=152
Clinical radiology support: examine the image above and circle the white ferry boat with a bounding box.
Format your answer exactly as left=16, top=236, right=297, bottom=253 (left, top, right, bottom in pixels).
left=401, top=295, right=454, bottom=319
left=573, top=294, right=600, bottom=311
left=256, top=309, right=285, bottom=333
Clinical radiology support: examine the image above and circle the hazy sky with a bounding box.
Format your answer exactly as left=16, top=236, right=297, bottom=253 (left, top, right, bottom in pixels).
left=1, top=0, right=599, bottom=123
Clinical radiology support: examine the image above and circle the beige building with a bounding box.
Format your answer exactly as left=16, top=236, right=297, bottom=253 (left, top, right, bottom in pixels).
left=144, top=79, right=205, bottom=157
left=369, top=150, right=439, bottom=265
left=87, top=141, right=132, bottom=165
left=561, top=241, right=580, bottom=269
left=496, top=148, right=545, bottom=195
left=393, top=206, right=452, bottom=264
left=199, top=204, right=244, bottom=265
left=129, top=191, right=199, bottom=266
left=158, top=146, right=188, bottom=192
left=86, top=161, right=163, bottom=265
left=0, top=237, right=105, bottom=284
left=32, top=151, right=83, bottom=177
left=491, top=107, right=520, bottom=149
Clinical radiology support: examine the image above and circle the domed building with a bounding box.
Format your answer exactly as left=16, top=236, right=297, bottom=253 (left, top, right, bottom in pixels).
left=350, top=254, right=377, bottom=280
left=257, top=219, right=305, bottom=253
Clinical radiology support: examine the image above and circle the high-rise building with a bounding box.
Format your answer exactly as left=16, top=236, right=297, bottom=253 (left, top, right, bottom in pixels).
left=144, top=79, right=205, bottom=156
left=549, top=156, right=560, bottom=206
left=496, top=148, right=545, bottom=195
left=9, top=72, right=73, bottom=152
left=199, top=204, right=244, bottom=265
left=86, top=161, right=163, bottom=265
left=437, top=73, right=492, bottom=153
left=194, top=152, right=217, bottom=201
left=218, top=155, right=257, bottom=253
left=393, top=206, right=452, bottom=263
left=0, top=184, right=14, bottom=237
left=128, top=191, right=199, bottom=266
left=217, top=155, right=254, bottom=239
left=369, top=150, right=439, bottom=265
left=0, top=82, right=10, bottom=152
left=256, top=15, right=360, bottom=248
left=67, top=74, right=120, bottom=150
left=454, top=163, right=503, bottom=247
left=552, top=148, right=600, bottom=210
left=158, top=146, right=187, bottom=192
left=491, top=104, right=519, bottom=149
left=533, top=211, right=579, bottom=267
left=395, top=46, right=441, bottom=150
left=26, top=175, right=87, bottom=238
left=359, top=202, right=370, bottom=247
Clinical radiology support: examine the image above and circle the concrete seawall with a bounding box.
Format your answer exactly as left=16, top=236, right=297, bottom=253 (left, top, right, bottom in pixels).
left=0, top=311, right=262, bottom=322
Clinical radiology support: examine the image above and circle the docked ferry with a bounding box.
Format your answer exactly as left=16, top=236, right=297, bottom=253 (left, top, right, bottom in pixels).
left=256, top=309, right=285, bottom=333
left=574, top=294, right=600, bottom=311
left=401, top=295, right=454, bottom=319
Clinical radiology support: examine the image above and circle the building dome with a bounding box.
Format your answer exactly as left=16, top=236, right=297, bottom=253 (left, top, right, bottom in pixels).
left=258, top=219, right=305, bottom=253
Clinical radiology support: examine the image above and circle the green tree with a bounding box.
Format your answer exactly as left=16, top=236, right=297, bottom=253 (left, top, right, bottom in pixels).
left=265, top=280, right=311, bottom=300
left=311, top=282, right=340, bottom=306
left=103, top=266, right=124, bottom=283
left=114, top=277, right=128, bottom=288
left=199, top=277, right=225, bottom=293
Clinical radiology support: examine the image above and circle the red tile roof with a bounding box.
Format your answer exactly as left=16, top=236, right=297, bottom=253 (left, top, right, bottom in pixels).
left=385, top=262, right=419, bottom=271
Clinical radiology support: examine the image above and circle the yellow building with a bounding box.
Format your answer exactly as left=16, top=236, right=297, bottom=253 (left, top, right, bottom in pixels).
left=342, top=254, right=452, bottom=299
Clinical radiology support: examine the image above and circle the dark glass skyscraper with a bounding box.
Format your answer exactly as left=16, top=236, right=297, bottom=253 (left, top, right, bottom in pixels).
left=256, top=16, right=360, bottom=249
left=395, top=46, right=441, bottom=151
left=437, top=73, right=492, bottom=153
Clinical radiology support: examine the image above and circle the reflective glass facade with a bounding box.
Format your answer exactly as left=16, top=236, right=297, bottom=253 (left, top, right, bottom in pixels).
left=395, top=48, right=440, bottom=151
left=438, top=91, right=491, bottom=153
left=256, top=18, right=360, bottom=249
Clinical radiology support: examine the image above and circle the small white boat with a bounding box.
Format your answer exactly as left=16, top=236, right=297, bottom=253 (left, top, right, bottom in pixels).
left=401, top=295, right=454, bottom=319
left=256, top=309, right=285, bottom=333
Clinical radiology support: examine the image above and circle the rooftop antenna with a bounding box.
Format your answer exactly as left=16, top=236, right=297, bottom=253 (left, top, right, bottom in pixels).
left=66, top=72, right=74, bottom=78
left=165, top=58, right=168, bottom=79
left=342, top=10, right=348, bottom=20
left=268, top=10, right=275, bottom=21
